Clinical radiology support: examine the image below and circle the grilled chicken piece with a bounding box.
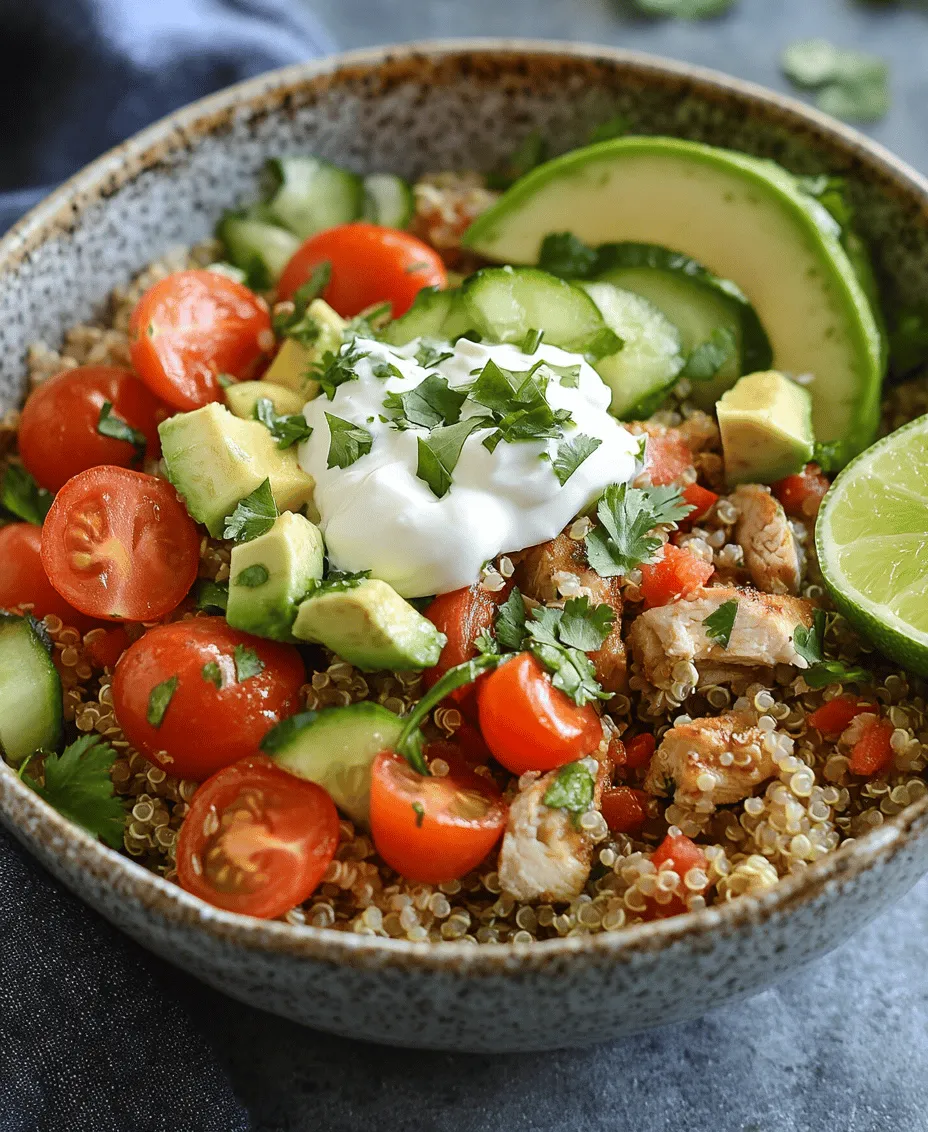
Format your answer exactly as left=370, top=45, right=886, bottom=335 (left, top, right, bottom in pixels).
left=512, top=531, right=627, bottom=694
left=498, top=748, right=611, bottom=904
left=628, top=586, right=814, bottom=700
left=644, top=712, right=780, bottom=807
left=732, top=484, right=802, bottom=595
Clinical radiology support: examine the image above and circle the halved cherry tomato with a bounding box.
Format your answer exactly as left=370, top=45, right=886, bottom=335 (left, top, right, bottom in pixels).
left=176, top=754, right=339, bottom=919
left=424, top=584, right=502, bottom=717
left=639, top=545, right=714, bottom=609
left=643, top=432, right=693, bottom=486
left=644, top=832, right=709, bottom=920
left=129, top=270, right=273, bottom=411
left=681, top=483, right=719, bottom=524
left=808, top=696, right=876, bottom=736
left=0, top=523, right=96, bottom=632
left=477, top=652, right=603, bottom=775
left=17, top=366, right=164, bottom=492
left=601, top=786, right=650, bottom=834
left=772, top=464, right=830, bottom=519
left=83, top=625, right=131, bottom=670
left=849, top=717, right=895, bottom=777
left=623, top=732, right=656, bottom=771
left=41, top=467, right=200, bottom=622
left=113, top=617, right=305, bottom=780
left=370, top=749, right=507, bottom=884
left=277, top=223, right=447, bottom=319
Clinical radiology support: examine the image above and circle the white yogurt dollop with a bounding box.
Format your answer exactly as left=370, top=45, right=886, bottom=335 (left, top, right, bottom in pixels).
left=298, top=336, right=640, bottom=598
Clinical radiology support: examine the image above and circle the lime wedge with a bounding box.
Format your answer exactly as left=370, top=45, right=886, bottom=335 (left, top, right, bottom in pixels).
left=817, top=413, right=928, bottom=674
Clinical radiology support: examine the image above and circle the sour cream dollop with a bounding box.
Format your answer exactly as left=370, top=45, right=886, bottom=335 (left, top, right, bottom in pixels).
left=298, top=336, right=640, bottom=598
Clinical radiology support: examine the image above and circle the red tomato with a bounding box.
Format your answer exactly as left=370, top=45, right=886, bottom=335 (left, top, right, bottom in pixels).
left=639, top=545, right=714, bottom=609
left=176, top=754, right=339, bottom=918
left=623, top=732, right=656, bottom=771
left=773, top=464, right=830, bottom=519
left=644, top=832, right=709, bottom=920
left=83, top=625, right=131, bottom=670
left=370, top=750, right=507, bottom=884
left=681, top=483, right=719, bottom=524
left=477, top=652, right=603, bottom=775
left=41, top=467, right=200, bottom=622
left=0, top=523, right=96, bottom=632
left=113, top=618, right=305, bottom=781
left=808, top=696, right=876, bottom=736
left=643, top=432, right=693, bottom=486
left=849, top=717, right=895, bottom=777
left=129, top=270, right=272, bottom=411
left=601, top=786, right=650, bottom=834
left=17, top=366, right=163, bottom=492
left=424, top=584, right=502, bottom=717
left=277, top=223, right=447, bottom=319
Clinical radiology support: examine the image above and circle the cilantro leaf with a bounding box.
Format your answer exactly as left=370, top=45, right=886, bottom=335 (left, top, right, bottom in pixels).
left=585, top=482, right=692, bottom=577
left=544, top=361, right=581, bottom=388
left=473, top=630, right=499, bottom=656
left=583, top=327, right=623, bottom=363
left=234, top=564, right=269, bottom=588
left=703, top=599, right=738, bottom=648
left=781, top=40, right=890, bottom=123
left=195, top=579, right=229, bottom=612
left=414, top=341, right=454, bottom=369
left=552, top=434, right=602, bottom=486
left=495, top=586, right=527, bottom=651
left=223, top=478, right=278, bottom=542
left=383, top=373, right=468, bottom=430
left=556, top=597, right=615, bottom=651
left=803, top=660, right=873, bottom=689
left=525, top=606, right=611, bottom=706
left=588, top=114, right=630, bottom=144
left=202, top=661, right=224, bottom=689
left=253, top=398, right=313, bottom=449
left=301, top=569, right=371, bottom=601
left=273, top=267, right=331, bottom=343
left=812, top=441, right=842, bottom=474
left=1, top=464, right=53, bottom=525
left=372, top=360, right=405, bottom=381
left=416, top=417, right=487, bottom=498
left=486, top=131, right=548, bottom=190
left=793, top=608, right=827, bottom=667
left=682, top=327, right=737, bottom=381
left=234, top=644, right=265, bottom=682
left=147, top=676, right=178, bottom=728
left=469, top=359, right=572, bottom=448
left=326, top=414, right=373, bottom=469
left=537, top=232, right=599, bottom=279
left=97, top=401, right=147, bottom=456
left=543, top=760, right=595, bottom=814
left=23, top=735, right=125, bottom=848
left=521, top=328, right=544, bottom=354
left=313, top=341, right=369, bottom=400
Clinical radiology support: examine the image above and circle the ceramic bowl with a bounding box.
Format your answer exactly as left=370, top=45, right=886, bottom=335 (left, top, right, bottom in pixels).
left=2, top=41, right=928, bottom=1053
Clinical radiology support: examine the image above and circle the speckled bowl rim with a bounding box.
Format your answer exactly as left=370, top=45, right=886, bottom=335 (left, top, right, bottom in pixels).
left=2, top=39, right=928, bottom=975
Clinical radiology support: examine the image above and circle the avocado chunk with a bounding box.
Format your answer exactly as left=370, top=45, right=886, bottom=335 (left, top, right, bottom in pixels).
left=263, top=299, right=345, bottom=398
left=292, top=578, right=445, bottom=671
left=226, top=380, right=306, bottom=420
left=262, top=702, right=404, bottom=825
left=226, top=513, right=324, bottom=641
left=463, top=136, right=882, bottom=465
left=717, top=371, right=814, bottom=485
left=159, top=403, right=314, bottom=537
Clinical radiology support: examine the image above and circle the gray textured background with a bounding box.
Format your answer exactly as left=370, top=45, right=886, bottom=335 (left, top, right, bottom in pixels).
left=184, top=2, right=928, bottom=1129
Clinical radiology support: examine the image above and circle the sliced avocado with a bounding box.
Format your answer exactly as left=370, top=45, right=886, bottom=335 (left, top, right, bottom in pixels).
left=464, top=136, right=882, bottom=465
left=226, top=512, right=324, bottom=641
left=159, top=403, right=314, bottom=537
left=262, top=702, right=404, bottom=825
left=226, top=380, right=306, bottom=420
left=717, top=371, right=814, bottom=485
left=263, top=299, right=345, bottom=398
left=292, top=578, right=445, bottom=671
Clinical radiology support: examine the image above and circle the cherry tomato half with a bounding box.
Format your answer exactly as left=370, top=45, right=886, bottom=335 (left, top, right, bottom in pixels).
left=176, top=754, right=339, bottom=919
left=129, top=270, right=273, bottom=411
left=477, top=652, right=603, bottom=776
left=370, top=750, right=507, bottom=884
left=113, top=618, right=305, bottom=780
left=41, top=466, right=200, bottom=622
left=277, top=223, right=447, bottom=319
left=424, top=584, right=504, bottom=717
left=0, top=523, right=96, bottom=632
left=18, top=366, right=164, bottom=492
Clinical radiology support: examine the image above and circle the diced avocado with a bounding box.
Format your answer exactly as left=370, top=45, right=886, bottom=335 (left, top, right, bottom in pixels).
left=225, top=380, right=306, bottom=420
left=263, top=299, right=345, bottom=398
left=262, top=702, right=404, bottom=825
left=159, top=403, right=314, bottom=537
left=292, top=578, right=445, bottom=671
left=226, top=512, right=324, bottom=641
left=717, top=371, right=814, bottom=485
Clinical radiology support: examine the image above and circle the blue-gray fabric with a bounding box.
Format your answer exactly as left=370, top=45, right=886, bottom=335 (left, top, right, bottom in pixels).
left=0, top=1, right=331, bottom=1127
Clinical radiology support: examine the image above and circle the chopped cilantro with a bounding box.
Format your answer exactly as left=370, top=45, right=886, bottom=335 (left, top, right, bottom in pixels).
left=202, top=661, right=223, bottom=689
left=543, top=760, right=595, bottom=814
left=301, top=569, right=371, bottom=600
left=812, top=440, right=842, bottom=474
left=583, top=327, right=623, bottom=363
left=234, top=644, right=265, bottom=682
left=552, top=434, right=602, bottom=486
left=253, top=398, right=313, bottom=449
left=147, top=675, right=178, bottom=728
left=273, top=266, right=331, bottom=342
left=544, top=361, right=581, bottom=388
left=326, top=414, right=373, bottom=469
left=473, top=629, right=500, bottom=656
left=793, top=608, right=827, bottom=667
left=412, top=801, right=425, bottom=827
left=195, top=579, right=229, bottom=612
left=588, top=114, right=630, bottom=144
left=383, top=372, right=468, bottom=430
left=585, top=482, right=693, bottom=577
left=1, top=464, right=53, bottom=525
left=313, top=341, right=369, bottom=400
left=234, top=564, right=270, bottom=588
left=414, top=341, right=454, bottom=369
left=469, top=359, right=572, bottom=450
left=537, top=232, right=599, bottom=279
left=781, top=39, right=890, bottom=123
left=495, top=586, right=528, bottom=651
left=703, top=599, right=738, bottom=648
left=554, top=597, right=615, bottom=651
left=345, top=303, right=392, bottom=339
left=97, top=401, right=147, bottom=456
left=803, top=660, right=873, bottom=689
left=416, top=417, right=488, bottom=498
left=372, top=360, right=405, bottom=381
left=682, top=327, right=737, bottom=381
left=486, top=131, right=548, bottom=190
left=22, top=735, right=125, bottom=848
left=524, top=601, right=612, bottom=706
left=223, top=478, right=278, bottom=542
left=521, top=328, right=544, bottom=354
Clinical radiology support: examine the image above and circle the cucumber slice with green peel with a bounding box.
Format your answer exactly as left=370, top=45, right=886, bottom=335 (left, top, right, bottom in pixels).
left=0, top=613, right=63, bottom=765
left=217, top=210, right=301, bottom=289
left=580, top=282, right=685, bottom=418
left=363, top=174, right=415, bottom=228
left=381, top=286, right=473, bottom=347
left=262, top=702, right=404, bottom=825
left=464, top=136, right=883, bottom=465
left=263, top=156, right=363, bottom=239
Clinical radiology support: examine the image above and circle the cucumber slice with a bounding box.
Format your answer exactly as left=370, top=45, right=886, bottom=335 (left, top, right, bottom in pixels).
left=381, top=287, right=473, bottom=347
left=0, top=613, right=62, bottom=765
left=262, top=702, right=404, bottom=826
left=217, top=210, right=301, bottom=289
left=363, top=174, right=415, bottom=228
left=263, top=157, right=363, bottom=239
left=580, top=282, right=685, bottom=418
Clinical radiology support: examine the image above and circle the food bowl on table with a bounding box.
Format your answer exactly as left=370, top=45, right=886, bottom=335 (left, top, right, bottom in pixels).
left=1, top=41, right=928, bottom=1053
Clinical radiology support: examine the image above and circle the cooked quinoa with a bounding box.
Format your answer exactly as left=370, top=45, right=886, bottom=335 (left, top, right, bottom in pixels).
left=4, top=174, right=928, bottom=945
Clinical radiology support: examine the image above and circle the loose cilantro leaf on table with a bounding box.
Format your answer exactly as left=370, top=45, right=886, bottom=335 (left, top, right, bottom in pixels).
left=1, top=464, right=53, bottom=525
left=234, top=644, right=265, bottom=682
left=793, top=608, right=827, bottom=666
left=552, top=434, right=602, bottom=486
left=223, top=478, right=278, bottom=542
left=543, top=761, right=596, bottom=815
left=23, top=735, right=125, bottom=848
left=682, top=328, right=737, bottom=381
left=195, top=579, right=229, bottom=612
left=253, top=397, right=313, bottom=449
left=703, top=599, right=738, bottom=648
left=781, top=40, right=890, bottom=123
left=416, top=417, right=488, bottom=498
left=97, top=401, right=147, bottom=457
left=383, top=373, right=468, bottom=430
left=313, top=341, right=369, bottom=400
left=538, top=232, right=599, bottom=280
left=585, top=482, right=693, bottom=577
left=326, top=414, right=373, bottom=469
left=147, top=675, right=178, bottom=728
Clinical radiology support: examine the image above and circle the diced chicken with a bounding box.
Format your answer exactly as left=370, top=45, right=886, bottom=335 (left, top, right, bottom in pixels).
left=498, top=748, right=610, bottom=904
left=512, top=531, right=627, bottom=694
left=628, top=586, right=814, bottom=702
left=644, top=711, right=781, bottom=807
left=732, top=484, right=802, bottom=595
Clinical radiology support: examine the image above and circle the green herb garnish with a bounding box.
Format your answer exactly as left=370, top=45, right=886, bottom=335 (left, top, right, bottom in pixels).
left=552, top=434, right=602, bottom=486
left=412, top=801, right=425, bottom=827
left=416, top=417, right=488, bottom=498
left=147, top=676, right=178, bottom=728
left=195, top=579, right=229, bottom=612
left=253, top=398, right=313, bottom=450
left=313, top=341, right=369, bottom=400
left=682, top=327, right=737, bottom=381
left=301, top=569, right=371, bottom=600
left=326, top=414, right=373, bottom=470
left=234, top=644, right=265, bottom=682
left=803, top=660, right=873, bottom=689
left=202, top=661, right=224, bottom=689
left=23, top=735, right=125, bottom=848
left=585, top=482, right=693, bottom=577
left=414, top=341, right=454, bottom=369
left=234, top=564, right=270, bottom=588
left=97, top=401, right=147, bottom=457
left=495, top=586, right=528, bottom=651
left=543, top=760, right=596, bottom=814
left=223, top=478, right=278, bottom=542
left=703, top=599, right=738, bottom=648
left=383, top=373, right=468, bottom=430
left=521, top=328, right=544, bottom=354
left=537, top=232, right=599, bottom=279
left=0, top=464, right=53, bottom=525
left=793, top=608, right=827, bottom=667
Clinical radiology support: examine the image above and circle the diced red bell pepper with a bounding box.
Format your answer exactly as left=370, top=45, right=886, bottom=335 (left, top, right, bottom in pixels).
left=848, top=717, right=895, bottom=776
left=601, top=786, right=650, bottom=834
left=808, top=696, right=876, bottom=736
left=639, top=545, right=714, bottom=609
left=623, top=732, right=656, bottom=771
left=772, top=464, right=830, bottom=519
left=644, top=832, right=710, bottom=920
left=682, top=483, right=719, bottom=523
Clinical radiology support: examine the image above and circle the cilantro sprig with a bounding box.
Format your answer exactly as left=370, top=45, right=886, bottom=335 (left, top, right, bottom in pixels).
left=552, top=434, right=602, bottom=486
left=793, top=609, right=872, bottom=687
left=253, top=398, right=313, bottom=450
left=22, top=735, right=125, bottom=849
left=703, top=599, right=738, bottom=649
left=97, top=401, right=147, bottom=458
left=223, top=478, right=278, bottom=542
left=1, top=464, right=53, bottom=526
left=585, top=482, right=693, bottom=577
left=781, top=39, right=890, bottom=123
left=543, top=760, right=596, bottom=817
left=313, top=341, right=369, bottom=400
left=272, top=267, right=332, bottom=343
